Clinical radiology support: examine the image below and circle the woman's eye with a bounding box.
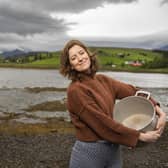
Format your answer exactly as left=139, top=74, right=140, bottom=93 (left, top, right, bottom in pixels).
left=71, top=57, right=76, bottom=61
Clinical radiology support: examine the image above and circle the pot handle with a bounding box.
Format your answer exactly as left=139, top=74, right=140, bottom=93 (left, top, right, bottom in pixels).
left=135, top=90, right=151, bottom=100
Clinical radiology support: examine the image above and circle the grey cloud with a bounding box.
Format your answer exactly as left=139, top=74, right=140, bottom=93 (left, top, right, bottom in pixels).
left=29, top=0, right=138, bottom=13
left=0, top=33, right=23, bottom=51
left=0, top=0, right=138, bottom=35
left=0, top=32, right=69, bottom=51
left=80, top=30, right=168, bottom=49
left=0, top=0, right=137, bottom=51
left=0, top=0, right=138, bottom=14
left=0, top=4, right=69, bottom=35
left=160, top=0, right=168, bottom=5
left=0, top=33, right=24, bottom=44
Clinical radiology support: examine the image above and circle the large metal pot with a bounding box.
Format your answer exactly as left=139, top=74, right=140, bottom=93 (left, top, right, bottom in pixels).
left=113, top=91, right=158, bottom=132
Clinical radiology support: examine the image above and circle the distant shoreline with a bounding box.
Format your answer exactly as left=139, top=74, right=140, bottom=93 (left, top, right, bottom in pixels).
left=0, top=65, right=168, bottom=74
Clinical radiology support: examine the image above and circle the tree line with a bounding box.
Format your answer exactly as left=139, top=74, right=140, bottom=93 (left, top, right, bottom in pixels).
left=143, top=50, right=168, bottom=68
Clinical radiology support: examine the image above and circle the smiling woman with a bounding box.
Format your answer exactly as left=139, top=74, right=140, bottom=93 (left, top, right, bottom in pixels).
left=59, top=39, right=166, bottom=168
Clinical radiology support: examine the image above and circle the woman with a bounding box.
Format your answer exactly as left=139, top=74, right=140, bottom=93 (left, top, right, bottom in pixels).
left=60, top=39, right=166, bottom=168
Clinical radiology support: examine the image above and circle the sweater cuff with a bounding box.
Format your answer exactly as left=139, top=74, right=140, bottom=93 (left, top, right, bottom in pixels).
left=150, top=97, right=160, bottom=107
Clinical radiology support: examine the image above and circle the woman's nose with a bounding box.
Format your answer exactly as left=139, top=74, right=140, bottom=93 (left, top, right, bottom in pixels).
left=77, top=55, right=83, bottom=61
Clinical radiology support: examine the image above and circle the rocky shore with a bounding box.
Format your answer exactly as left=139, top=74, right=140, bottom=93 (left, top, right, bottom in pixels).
left=0, top=86, right=167, bottom=168
left=0, top=123, right=167, bottom=168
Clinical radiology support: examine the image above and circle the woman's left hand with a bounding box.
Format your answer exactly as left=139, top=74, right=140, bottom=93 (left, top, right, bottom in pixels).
left=155, top=105, right=166, bottom=135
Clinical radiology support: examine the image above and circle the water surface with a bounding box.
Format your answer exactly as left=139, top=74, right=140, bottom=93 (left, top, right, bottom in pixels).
left=0, top=68, right=167, bottom=123
left=0, top=68, right=168, bottom=88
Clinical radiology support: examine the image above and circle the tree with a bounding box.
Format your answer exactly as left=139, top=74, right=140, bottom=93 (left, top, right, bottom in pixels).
left=144, top=51, right=168, bottom=68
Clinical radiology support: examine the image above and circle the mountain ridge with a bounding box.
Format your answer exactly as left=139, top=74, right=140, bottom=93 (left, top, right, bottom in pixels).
left=1, top=43, right=168, bottom=58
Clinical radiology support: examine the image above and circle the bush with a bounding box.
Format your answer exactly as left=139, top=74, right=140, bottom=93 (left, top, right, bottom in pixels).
left=144, top=52, right=168, bottom=68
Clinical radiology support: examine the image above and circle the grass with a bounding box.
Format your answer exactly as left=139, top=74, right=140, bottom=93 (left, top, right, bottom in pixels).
left=96, top=47, right=159, bottom=65
left=0, top=47, right=168, bottom=73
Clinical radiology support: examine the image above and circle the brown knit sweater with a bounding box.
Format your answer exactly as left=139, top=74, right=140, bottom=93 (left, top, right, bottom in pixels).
left=67, top=74, right=157, bottom=147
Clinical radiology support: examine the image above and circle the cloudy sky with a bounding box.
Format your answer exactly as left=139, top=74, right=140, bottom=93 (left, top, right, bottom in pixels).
left=0, top=0, right=168, bottom=52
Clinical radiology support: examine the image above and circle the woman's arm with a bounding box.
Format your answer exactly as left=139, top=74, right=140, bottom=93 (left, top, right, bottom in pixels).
left=155, top=105, right=166, bottom=135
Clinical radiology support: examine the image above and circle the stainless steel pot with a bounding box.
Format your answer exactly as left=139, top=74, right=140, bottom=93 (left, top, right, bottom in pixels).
left=113, top=91, right=158, bottom=132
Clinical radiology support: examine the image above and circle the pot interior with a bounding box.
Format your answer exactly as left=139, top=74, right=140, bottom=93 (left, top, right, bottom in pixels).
left=113, top=96, right=155, bottom=131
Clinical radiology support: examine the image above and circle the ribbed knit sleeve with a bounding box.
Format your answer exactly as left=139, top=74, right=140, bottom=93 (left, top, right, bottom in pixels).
left=99, top=74, right=160, bottom=106
left=67, top=83, right=140, bottom=147
left=98, top=74, right=138, bottom=99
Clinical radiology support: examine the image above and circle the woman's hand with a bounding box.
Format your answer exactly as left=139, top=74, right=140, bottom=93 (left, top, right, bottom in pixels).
left=138, top=130, right=161, bottom=142
left=155, top=105, right=166, bottom=135
left=139, top=105, right=166, bottom=143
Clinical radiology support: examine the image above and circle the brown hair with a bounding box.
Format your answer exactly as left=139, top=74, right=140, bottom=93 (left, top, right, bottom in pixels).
left=59, top=39, right=99, bottom=81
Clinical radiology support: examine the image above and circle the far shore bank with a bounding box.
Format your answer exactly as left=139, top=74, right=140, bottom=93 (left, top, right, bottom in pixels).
left=0, top=65, right=168, bottom=74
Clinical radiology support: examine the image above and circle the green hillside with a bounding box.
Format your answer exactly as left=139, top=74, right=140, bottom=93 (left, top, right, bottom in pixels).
left=92, top=47, right=158, bottom=65
left=0, top=47, right=168, bottom=73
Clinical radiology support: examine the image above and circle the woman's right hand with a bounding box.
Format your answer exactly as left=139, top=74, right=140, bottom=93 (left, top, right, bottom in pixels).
left=138, top=129, right=161, bottom=142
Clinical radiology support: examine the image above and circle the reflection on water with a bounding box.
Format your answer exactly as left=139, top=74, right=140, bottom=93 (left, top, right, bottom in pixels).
left=0, top=68, right=168, bottom=88
left=101, top=71, right=168, bottom=88
left=0, top=68, right=69, bottom=88
left=0, top=88, right=66, bottom=114
left=26, top=111, right=70, bottom=122
left=12, top=117, right=47, bottom=124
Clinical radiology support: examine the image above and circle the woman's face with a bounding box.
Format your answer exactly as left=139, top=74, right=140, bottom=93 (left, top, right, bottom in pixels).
left=68, top=45, right=91, bottom=72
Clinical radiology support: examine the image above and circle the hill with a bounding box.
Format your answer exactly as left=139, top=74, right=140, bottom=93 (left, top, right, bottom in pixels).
left=158, top=45, right=168, bottom=51
left=0, top=47, right=167, bottom=73
left=2, top=49, right=27, bottom=58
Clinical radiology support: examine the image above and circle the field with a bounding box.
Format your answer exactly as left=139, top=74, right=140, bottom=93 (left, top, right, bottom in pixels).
left=0, top=47, right=167, bottom=73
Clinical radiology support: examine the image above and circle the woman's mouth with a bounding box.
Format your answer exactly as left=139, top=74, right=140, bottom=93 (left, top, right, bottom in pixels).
left=78, top=58, right=88, bottom=66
